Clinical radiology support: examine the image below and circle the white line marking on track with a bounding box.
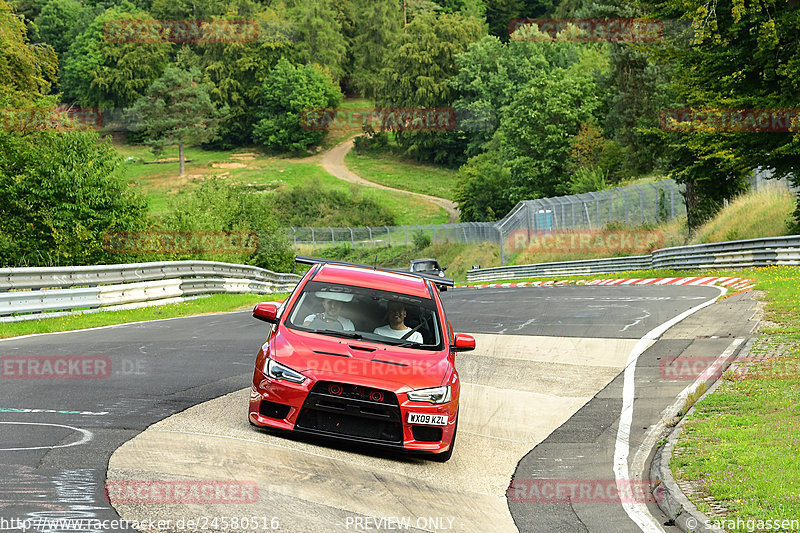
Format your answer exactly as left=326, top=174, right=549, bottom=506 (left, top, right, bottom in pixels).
left=614, top=285, right=726, bottom=532
left=628, top=337, right=744, bottom=531
left=0, top=422, right=93, bottom=451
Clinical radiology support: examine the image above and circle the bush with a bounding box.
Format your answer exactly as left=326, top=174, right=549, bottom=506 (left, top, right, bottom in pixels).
left=272, top=180, right=395, bottom=227
left=412, top=229, right=431, bottom=249
left=155, top=178, right=294, bottom=272
left=0, top=128, right=147, bottom=267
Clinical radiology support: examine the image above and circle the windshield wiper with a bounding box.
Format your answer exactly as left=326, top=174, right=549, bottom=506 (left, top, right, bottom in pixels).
left=392, top=341, right=439, bottom=349
left=317, top=329, right=363, bottom=340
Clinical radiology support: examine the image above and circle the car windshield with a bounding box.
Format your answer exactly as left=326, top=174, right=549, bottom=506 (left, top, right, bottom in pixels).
left=284, top=281, right=443, bottom=349
left=413, top=261, right=439, bottom=272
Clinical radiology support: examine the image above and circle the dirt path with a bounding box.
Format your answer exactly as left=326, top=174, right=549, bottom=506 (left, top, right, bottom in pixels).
left=320, top=138, right=460, bottom=223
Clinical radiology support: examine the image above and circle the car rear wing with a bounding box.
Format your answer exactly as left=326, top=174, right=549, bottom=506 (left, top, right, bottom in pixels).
left=295, top=255, right=456, bottom=288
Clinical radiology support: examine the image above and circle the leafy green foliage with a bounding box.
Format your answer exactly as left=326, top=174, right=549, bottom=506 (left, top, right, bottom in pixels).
left=194, top=8, right=292, bottom=146
left=272, top=180, right=396, bottom=227
left=286, top=0, right=348, bottom=81
left=350, top=0, right=402, bottom=99
left=34, top=0, right=86, bottom=57
left=61, top=2, right=171, bottom=109
left=412, top=229, right=431, bottom=249
left=453, top=149, right=514, bottom=221
left=0, top=0, right=56, bottom=105
left=377, top=11, right=484, bottom=166
left=501, top=55, right=605, bottom=201
left=640, top=0, right=800, bottom=229
left=252, top=58, right=342, bottom=153
left=159, top=177, right=294, bottom=272
left=0, top=128, right=148, bottom=266
left=128, top=66, right=226, bottom=174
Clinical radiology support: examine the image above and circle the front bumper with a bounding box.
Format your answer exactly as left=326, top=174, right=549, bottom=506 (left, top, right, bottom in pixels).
left=248, top=369, right=457, bottom=453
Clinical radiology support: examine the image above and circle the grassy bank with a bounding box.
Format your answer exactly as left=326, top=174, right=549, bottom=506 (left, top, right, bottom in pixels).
left=669, top=266, right=800, bottom=529
left=344, top=149, right=459, bottom=200
left=690, top=187, right=796, bottom=244
left=0, top=293, right=287, bottom=339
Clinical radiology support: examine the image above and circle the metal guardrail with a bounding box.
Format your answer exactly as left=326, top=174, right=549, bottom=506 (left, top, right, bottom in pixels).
left=467, top=235, right=800, bottom=282
left=0, top=261, right=301, bottom=321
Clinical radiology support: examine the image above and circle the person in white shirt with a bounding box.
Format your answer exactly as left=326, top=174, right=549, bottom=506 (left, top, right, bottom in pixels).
left=373, top=301, right=423, bottom=343
left=304, top=293, right=354, bottom=331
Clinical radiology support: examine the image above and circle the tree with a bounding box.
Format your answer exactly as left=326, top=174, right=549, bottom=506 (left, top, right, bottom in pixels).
left=34, top=0, right=85, bottom=57
left=195, top=8, right=292, bottom=146
left=350, top=0, right=402, bottom=99
left=286, top=0, right=348, bottom=81
left=377, top=11, right=484, bottom=165
left=454, top=149, right=515, bottom=221
left=0, top=0, right=56, bottom=105
left=640, top=0, right=800, bottom=229
left=128, top=67, right=226, bottom=176
left=61, top=2, right=171, bottom=110
left=0, top=129, right=148, bottom=266
left=252, top=58, right=342, bottom=153
left=499, top=54, right=605, bottom=201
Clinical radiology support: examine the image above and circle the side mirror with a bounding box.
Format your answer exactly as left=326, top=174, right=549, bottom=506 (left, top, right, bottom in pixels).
left=452, top=333, right=475, bottom=352
left=442, top=266, right=447, bottom=271
left=253, top=303, right=279, bottom=324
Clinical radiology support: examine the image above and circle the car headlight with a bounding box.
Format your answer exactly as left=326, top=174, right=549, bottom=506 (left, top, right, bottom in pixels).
left=438, top=271, right=445, bottom=277
left=266, top=358, right=306, bottom=384
left=407, top=385, right=451, bottom=404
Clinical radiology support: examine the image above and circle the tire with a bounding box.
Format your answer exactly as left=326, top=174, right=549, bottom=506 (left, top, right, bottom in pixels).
left=430, top=414, right=457, bottom=462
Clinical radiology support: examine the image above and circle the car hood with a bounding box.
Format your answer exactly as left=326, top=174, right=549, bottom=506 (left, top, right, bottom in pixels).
left=271, top=328, right=450, bottom=391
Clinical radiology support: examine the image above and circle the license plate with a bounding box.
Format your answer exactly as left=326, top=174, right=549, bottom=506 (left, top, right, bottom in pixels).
left=407, top=413, right=448, bottom=426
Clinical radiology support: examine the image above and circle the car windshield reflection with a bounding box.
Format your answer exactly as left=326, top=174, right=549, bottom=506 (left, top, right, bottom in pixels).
left=285, top=281, right=442, bottom=349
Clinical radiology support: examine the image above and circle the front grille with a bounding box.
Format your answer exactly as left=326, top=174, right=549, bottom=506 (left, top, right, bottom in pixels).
left=294, top=381, right=402, bottom=444
left=259, top=400, right=291, bottom=420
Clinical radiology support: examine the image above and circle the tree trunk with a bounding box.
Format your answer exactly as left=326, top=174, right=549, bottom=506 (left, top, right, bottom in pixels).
left=179, top=140, right=185, bottom=176
left=683, top=178, right=699, bottom=239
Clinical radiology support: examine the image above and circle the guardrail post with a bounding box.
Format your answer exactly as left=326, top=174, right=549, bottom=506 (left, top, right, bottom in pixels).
left=384, top=226, right=391, bottom=246
left=348, top=227, right=354, bottom=246
left=330, top=227, right=335, bottom=245
left=290, top=227, right=297, bottom=247
left=403, top=226, right=408, bottom=246
left=367, top=227, right=373, bottom=247
left=311, top=227, right=315, bottom=247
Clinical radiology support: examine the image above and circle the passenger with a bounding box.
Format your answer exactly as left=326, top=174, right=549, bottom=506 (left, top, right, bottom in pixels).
left=304, top=293, right=354, bottom=331
left=373, top=300, right=423, bottom=343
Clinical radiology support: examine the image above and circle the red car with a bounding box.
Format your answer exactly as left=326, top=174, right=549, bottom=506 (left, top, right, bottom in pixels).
left=248, top=257, right=475, bottom=461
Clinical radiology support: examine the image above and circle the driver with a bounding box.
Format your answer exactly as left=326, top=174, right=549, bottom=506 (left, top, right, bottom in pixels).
left=304, top=292, right=354, bottom=331
left=373, top=300, right=423, bottom=343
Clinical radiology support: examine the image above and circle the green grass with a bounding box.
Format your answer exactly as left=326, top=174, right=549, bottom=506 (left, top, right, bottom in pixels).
left=462, top=264, right=800, bottom=529
left=0, top=293, right=288, bottom=339
left=667, top=266, right=800, bottom=530
left=116, top=141, right=448, bottom=225
left=690, top=187, right=796, bottom=244
left=345, top=149, right=459, bottom=200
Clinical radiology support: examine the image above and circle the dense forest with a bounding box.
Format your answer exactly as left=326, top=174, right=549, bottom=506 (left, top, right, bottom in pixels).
left=1, top=0, right=798, bottom=268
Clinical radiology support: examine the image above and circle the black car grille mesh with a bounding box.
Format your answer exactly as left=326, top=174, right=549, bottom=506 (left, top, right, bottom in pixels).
left=295, top=381, right=402, bottom=444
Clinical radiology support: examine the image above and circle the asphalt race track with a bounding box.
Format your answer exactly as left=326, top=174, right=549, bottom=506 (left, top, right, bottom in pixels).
left=0, top=285, right=757, bottom=532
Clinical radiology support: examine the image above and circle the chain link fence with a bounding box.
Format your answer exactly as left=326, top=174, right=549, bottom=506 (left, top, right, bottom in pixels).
left=285, top=179, right=686, bottom=261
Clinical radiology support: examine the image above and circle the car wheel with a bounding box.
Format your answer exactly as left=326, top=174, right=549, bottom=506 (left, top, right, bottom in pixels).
left=430, top=414, right=457, bottom=462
